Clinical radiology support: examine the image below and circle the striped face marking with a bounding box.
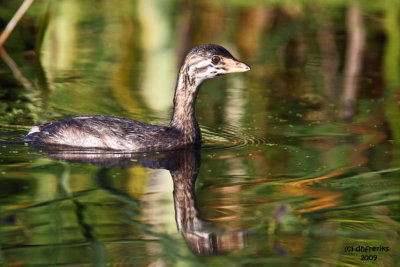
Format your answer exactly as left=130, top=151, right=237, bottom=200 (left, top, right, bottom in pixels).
left=178, top=50, right=250, bottom=88
left=190, top=55, right=250, bottom=81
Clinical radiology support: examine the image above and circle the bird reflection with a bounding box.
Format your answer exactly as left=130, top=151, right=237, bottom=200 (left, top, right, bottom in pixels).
left=44, top=146, right=246, bottom=255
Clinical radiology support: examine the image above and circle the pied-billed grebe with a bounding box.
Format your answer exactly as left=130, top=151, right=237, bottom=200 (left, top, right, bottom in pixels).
left=24, top=44, right=250, bottom=151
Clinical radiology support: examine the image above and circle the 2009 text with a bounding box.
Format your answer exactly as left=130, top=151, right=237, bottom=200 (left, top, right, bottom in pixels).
left=360, top=255, right=377, bottom=261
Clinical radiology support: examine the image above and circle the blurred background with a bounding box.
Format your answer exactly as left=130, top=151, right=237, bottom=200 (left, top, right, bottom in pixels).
left=0, top=0, right=399, bottom=266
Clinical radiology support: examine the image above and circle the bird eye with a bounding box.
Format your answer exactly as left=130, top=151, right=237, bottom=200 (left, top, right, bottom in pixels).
left=211, top=55, right=220, bottom=65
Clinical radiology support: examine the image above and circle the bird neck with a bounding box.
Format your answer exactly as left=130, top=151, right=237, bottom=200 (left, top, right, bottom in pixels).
left=169, top=66, right=202, bottom=143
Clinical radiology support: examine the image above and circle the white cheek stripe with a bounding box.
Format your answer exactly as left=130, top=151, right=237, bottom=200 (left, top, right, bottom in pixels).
left=195, top=61, right=210, bottom=68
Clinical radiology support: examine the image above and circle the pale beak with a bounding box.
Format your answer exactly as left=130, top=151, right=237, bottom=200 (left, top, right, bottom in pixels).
left=221, top=57, right=251, bottom=73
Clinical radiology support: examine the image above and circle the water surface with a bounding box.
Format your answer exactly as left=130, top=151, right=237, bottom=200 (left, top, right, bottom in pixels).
left=0, top=1, right=399, bottom=266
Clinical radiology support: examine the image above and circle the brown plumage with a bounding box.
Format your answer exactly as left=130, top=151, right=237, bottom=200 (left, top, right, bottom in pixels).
left=24, top=44, right=250, bottom=151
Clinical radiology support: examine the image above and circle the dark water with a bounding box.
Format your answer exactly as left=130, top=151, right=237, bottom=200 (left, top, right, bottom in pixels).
left=1, top=1, right=400, bottom=266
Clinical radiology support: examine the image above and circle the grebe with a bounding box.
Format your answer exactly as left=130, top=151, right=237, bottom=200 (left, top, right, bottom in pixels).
left=24, top=44, right=250, bottom=151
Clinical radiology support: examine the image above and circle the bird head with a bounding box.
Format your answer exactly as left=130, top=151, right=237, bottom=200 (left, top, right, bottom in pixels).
left=181, top=44, right=250, bottom=84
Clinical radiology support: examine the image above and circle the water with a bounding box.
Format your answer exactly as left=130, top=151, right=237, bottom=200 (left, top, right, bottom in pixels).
left=1, top=1, right=400, bottom=266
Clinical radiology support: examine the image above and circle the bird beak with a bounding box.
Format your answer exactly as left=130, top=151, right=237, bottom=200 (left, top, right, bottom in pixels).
left=221, top=57, right=251, bottom=73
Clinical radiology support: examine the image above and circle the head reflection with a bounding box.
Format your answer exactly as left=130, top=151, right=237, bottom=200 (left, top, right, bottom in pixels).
left=45, top=147, right=246, bottom=255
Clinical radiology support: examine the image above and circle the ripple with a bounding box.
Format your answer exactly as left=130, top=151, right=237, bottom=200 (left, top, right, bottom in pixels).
left=0, top=125, right=29, bottom=143
left=201, top=125, right=274, bottom=151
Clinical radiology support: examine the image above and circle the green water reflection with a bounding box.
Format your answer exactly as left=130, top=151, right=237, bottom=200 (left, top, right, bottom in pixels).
left=1, top=0, right=400, bottom=266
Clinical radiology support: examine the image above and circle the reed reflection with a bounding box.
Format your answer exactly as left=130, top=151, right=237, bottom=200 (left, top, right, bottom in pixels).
left=45, top=147, right=246, bottom=255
